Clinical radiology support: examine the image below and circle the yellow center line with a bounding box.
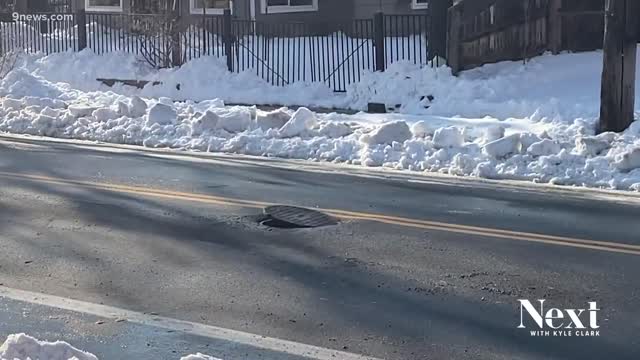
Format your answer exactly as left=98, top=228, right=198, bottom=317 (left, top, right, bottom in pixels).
left=1, top=171, right=639, bottom=256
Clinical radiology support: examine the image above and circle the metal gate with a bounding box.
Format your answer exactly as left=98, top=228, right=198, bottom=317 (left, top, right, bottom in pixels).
left=227, top=15, right=429, bottom=92
left=1, top=9, right=431, bottom=92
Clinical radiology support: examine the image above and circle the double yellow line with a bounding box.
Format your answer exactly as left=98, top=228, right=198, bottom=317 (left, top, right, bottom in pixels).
left=1, top=171, right=639, bottom=256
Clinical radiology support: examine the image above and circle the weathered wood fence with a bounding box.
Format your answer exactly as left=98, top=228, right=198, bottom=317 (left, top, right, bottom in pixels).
left=447, top=0, right=639, bottom=74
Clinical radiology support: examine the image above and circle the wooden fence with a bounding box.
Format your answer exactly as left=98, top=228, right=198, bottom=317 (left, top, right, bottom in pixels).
left=447, top=0, right=639, bottom=74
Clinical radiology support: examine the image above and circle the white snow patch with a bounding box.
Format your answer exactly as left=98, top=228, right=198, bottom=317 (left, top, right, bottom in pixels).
left=0, top=334, right=98, bottom=360
left=129, top=96, right=148, bottom=117
left=254, top=108, right=291, bottom=131
left=190, top=110, right=219, bottom=136
left=216, top=107, right=253, bottom=133
left=2, top=98, right=23, bottom=111
left=0, top=334, right=224, bottom=360
left=92, top=107, right=119, bottom=122
left=67, top=106, right=97, bottom=118
left=318, top=121, right=353, bottom=138
left=279, top=107, right=317, bottom=138
left=575, top=135, right=611, bottom=157
left=615, top=148, right=640, bottom=172
left=483, top=125, right=505, bottom=143
left=361, top=121, right=412, bottom=145
left=432, top=126, right=464, bottom=149
left=146, top=103, right=177, bottom=126
left=411, top=121, right=435, bottom=138
left=528, top=139, right=562, bottom=157
left=519, top=132, right=543, bottom=151
left=483, top=134, right=522, bottom=158
left=180, top=354, right=223, bottom=360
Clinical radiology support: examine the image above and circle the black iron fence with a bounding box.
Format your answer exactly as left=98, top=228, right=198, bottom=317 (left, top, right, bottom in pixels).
left=0, top=10, right=431, bottom=92
left=0, top=12, right=77, bottom=53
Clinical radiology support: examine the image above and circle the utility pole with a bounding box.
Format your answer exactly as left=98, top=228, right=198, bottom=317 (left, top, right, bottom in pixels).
left=599, top=0, right=638, bottom=133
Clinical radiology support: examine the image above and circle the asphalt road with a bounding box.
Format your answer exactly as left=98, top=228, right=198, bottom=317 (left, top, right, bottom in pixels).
left=0, top=135, right=639, bottom=360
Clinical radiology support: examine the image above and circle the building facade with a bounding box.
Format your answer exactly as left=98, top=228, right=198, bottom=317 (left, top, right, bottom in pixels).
left=11, top=0, right=431, bottom=20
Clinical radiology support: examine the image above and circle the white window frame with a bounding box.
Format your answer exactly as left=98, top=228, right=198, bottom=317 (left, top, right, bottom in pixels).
left=412, top=0, right=429, bottom=10
left=261, top=0, right=318, bottom=14
left=85, top=0, right=123, bottom=12
left=190, top=0, right=233, bottom=15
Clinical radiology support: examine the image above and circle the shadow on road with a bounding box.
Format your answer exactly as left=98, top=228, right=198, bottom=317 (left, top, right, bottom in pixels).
left=0, top=141, right=637, bottom=359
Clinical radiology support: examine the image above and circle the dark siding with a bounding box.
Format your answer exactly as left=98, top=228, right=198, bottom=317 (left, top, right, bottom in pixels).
left=233, top=0, right=251, bottom=19
left=83, top=0, right=131, bottom=13
left=354, top=0, right=429, bottom=18
left=253, top=0, right=355, bottom=25
left=181, top=1, right=246, bottom=23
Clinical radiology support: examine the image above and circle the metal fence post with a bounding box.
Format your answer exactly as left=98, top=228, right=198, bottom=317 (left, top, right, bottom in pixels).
left=223, top=9, right=233, bottom=72
left=373, top=11, right=385, bottom=72
left=76, top=8, right=87, bottom=51
left=548, top=0, right=563, bottom=54
left=170, top=2, right=182, bottom=67
left=429, top=0, right=452, bottom=65
left=447, top=4, right=462, bottom=75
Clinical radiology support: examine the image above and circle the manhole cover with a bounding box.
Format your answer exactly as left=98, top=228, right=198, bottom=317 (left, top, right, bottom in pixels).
left=263, top=206, right=337, bottom=228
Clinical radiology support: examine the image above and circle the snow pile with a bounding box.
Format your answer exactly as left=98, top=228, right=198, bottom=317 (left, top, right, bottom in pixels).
left=2, top=48, right=640, bottom=191
left=12, top=48, right=639, bottom=121
left=432, top=126, right=464, bottom=148
left=0, top=334, right=223, bottom=360
left=180, top=354, right=222, bottom=360
left=345, top=50, right=640, bottom=121
left=279, top=107, right=318, bottom=138
left=482, top=134, right=522, bottom=158
left=0, top=334, right=98, bottom=360
left=11, top=52, right=342, bottom=107
left=361, top=121, right=412, bottom=145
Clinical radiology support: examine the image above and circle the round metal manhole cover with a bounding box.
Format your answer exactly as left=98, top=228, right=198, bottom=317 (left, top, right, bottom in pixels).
left=263, top=206, right=337, bottom=228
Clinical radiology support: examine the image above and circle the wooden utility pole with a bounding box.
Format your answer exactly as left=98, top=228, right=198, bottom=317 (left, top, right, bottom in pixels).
left=599, top=0, right=638, bottom=133
left=373, top=12, right=386, bottom=72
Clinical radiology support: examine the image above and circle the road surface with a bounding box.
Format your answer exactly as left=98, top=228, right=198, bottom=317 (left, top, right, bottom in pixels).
left=0, top=135, right=639, bottom=360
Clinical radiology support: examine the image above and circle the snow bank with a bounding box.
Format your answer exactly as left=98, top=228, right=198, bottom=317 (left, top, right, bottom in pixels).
left=0, top=334, right=223, bottom=360
left=12, top=48, right=639, bottom=121
left=3, top=49, right=640, bottom=191
left=0, top=334, right=98, bottom=360
left=346, top=50, right=640, bottom=121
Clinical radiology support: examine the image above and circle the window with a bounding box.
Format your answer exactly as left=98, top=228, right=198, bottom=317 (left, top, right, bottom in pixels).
left=0, top=0, right=13, bottom=12
left=132, top=0, right=172, bottom=13
left=49, top=0, right=73, bottom=13
left=85, top=0, right=123, bottom=12
left=190, top=0, right=232, bottom=15
left=412, top=0, right=429, bottom=10
left=261, top=0, right=318, bottom=14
